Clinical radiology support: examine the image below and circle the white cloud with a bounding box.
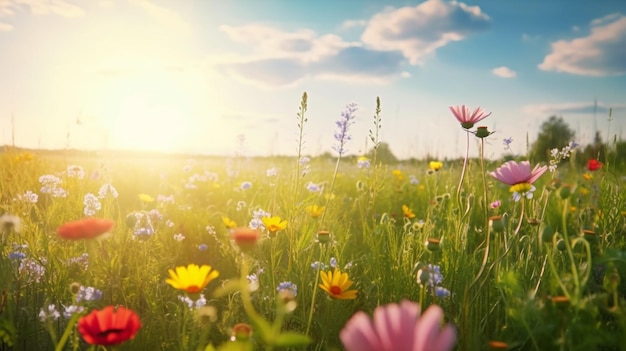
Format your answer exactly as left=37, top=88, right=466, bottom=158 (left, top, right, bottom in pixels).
left=132, top=0, right=191, bottom=34
left=219, top=24, right=352, bottom=63
left=216, top=24, right=407, bottom=88
left=14, top=0, right=83, bottom=17
left=539, top=13, right=626, bottom=76
left=361, top=0, right=491, bottom=64
left=491, top=66, right=516, bottom=78
left=0, top=0, right=83, bottom=31
left=523, top=101, right=626, bottom=115
left=341, top=19, right=367, bottom=29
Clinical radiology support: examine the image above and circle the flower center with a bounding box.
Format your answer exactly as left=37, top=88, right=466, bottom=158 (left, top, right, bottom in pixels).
left=330, top=286, right=342, bottom=295
left=98, top=328, right=124, bottom=337
left=509, top=183, right=532, bottom=194
left=186, top=285, right=202, bottom=294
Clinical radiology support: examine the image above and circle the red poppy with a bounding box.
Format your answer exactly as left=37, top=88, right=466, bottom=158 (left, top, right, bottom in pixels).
left=56, top=218, right=114, bottom=240
left=78, top=306, right=141, bottom=346
left=587, top=159, right=603, bottom=171
left=231, top=227, right=260, bottom=252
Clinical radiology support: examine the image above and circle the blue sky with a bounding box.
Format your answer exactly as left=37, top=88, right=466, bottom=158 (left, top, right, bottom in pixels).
left=1, top=0, right=625, bottom=160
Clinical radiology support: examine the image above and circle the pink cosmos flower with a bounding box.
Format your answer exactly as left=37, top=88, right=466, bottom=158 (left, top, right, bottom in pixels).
left=490, top=160, right=548, bottom=201
left=340, top=300, right=456, bottom=351
left=449, top=105, right=492, bottom=129
left=489, top=160, right=547, bottom=186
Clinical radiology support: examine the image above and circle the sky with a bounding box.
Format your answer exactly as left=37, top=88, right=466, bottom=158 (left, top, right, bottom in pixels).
left=1, top=0, right=625, bottom=160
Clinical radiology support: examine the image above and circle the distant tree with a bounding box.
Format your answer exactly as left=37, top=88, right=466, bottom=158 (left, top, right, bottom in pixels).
left=367, top=142, right=398, bottom=165
left=611, top=140, right=626, bottom=170
left=581, top=131, right=605, bottom=162
left=531, top=116, right=575, bottom=163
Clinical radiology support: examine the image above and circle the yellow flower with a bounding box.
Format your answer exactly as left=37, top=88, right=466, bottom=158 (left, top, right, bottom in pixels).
left=319, top=269, right=357, bottom=300
left=429, top=161, right=443, bottom=171
left=392, top=169, right=405, bottom=181
left=306, top=205, right=325, bottom=218
left=138, top=193, right=154, bottom=203
left=261, top=216, right=287, bottom=234
left=402, top=205, right=416, bottom=219
left=222, top=216, right=237, bottom=229
left=166, top=264, right=219, bottom=294
left=579, top=187, right=589, bottom=196
left=582, top=173, right=593, bottom=181
left=12, top=152, right=35, bottom=163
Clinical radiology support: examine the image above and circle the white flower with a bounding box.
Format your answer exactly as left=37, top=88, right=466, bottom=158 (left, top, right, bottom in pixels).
left=97, top=184, right=119, bottom=199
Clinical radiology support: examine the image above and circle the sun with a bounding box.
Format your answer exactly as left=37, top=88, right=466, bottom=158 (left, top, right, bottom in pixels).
left=96, top=69, right=208, bottom=154
left=110, top=94, right=188, bottom=153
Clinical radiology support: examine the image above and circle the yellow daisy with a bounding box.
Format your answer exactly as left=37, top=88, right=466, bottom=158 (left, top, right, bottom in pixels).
left=306, top=205, right=325, bottom=218
left=319, top=269, right=357, bottom=300
left=402, top=204, right=416, bottom=219
left=138, top=193, right=155, bottom=203
left=261, top=216, right=287, bottom=234
left=166, top=264, right=219, bottom=294
left=429, top=161, right=443, bottom=172
left=392, top=169, right=405, bottom=181
left=222, top=216, right=237, bottom=229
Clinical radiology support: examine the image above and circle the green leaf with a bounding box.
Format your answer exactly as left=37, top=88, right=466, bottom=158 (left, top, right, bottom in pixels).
left=273, top=332, right=312, bottom=348
left=217, top=341, right=254, bottom=351
left=248, top=313, right=274, bottom=344
left=212, top=279, right=244, bottom=298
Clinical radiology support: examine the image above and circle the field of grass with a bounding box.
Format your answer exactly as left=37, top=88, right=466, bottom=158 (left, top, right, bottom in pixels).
left=1, top=103, right=626, bottom=351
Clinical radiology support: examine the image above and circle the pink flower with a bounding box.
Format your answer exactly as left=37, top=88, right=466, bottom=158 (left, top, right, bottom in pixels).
left=490, top=160, right=548, bottom=201
left=449, top=105, right=491, bottom=129
left=490, top=200, right=501, bottom=209
left=489, top=160, right=547, bottom=186
left=340, top=300, right=456, bottom=351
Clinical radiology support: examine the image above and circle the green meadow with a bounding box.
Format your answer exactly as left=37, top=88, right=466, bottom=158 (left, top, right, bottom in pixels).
left=1, top=97, right=626, bottom=351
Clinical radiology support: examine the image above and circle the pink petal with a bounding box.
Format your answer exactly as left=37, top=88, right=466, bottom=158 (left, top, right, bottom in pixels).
left=449, top=105, right=469, bottom=123
left=527, top=164, right=548, bottom=184
left=340, top=312, right=383, bottom=351
left=431, top=324, right=457, bottom=351
left=413, top=305, right=448, bottom=351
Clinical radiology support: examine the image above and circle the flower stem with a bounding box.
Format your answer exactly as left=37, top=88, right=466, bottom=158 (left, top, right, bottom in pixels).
left=561, top=198, right=581, bottom=302
left=54, top=313, right=81, bottom=351
left=514, top=198, right=525, bottom=235
left=471, top=138, right=491, bottom=287
left=456, top=130, right=470, bottom=210
left=305, top=247, right=324, bottom=336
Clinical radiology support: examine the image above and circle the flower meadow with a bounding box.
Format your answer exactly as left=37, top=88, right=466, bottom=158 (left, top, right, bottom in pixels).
left=1, top=94, right=626, bottom=351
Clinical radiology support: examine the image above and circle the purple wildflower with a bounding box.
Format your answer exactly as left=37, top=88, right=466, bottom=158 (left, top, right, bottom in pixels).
left=332, top=103, right=358, bottom=156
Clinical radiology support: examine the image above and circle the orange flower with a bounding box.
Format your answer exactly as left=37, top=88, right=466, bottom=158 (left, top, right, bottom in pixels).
left=56, top=218, right=114, bottom=240
left=402, top=205, right=416, bottom=219
left=488, top=340, right=509, bottom=350
left=232, top=227, right=261, bottom=252
left=78, top=306, right=141, bottom=346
